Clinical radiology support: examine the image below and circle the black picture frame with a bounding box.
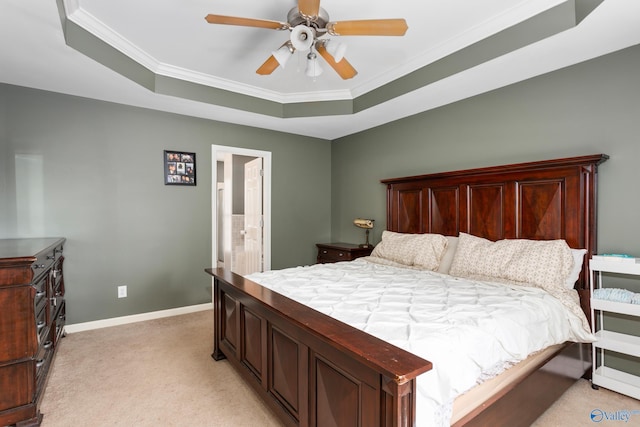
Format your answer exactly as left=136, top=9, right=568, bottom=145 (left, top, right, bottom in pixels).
left=164, top=150, right=196, bottom=186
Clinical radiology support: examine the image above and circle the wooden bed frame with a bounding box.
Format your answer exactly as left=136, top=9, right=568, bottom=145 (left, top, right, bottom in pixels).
left=206, top=154, right=608, bottom=427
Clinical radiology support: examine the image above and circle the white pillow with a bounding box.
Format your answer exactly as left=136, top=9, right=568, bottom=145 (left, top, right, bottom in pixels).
left=565, top=249, right=587, bottom=289
left=371, top=231, right=449, bottom=271
left=436, top=236, right=459, bottom=274
left=449, top=233, right=574, bottom=292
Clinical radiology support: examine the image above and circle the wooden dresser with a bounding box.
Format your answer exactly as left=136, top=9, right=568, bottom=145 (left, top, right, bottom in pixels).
left=0, top=238, right=66, bottom=427
left=316, top=242, right=373, bottom=263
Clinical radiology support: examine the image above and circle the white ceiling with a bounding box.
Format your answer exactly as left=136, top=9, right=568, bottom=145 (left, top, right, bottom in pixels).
left=1, top=0, right=639, bottom=140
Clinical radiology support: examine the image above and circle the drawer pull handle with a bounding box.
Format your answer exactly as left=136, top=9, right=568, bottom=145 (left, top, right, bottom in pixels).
left=37, top=320, right=46, bottom=331
left=339, top=253, right=344, bottom=257
left=36, top=291, right=46, bottom=298
left=36, top=359, right=45, bottom=369
left=322, top=250, right=328, bottom=254
left=43, top=340, right=53, bottom=350
left=33, top=264, right=46, bottom=269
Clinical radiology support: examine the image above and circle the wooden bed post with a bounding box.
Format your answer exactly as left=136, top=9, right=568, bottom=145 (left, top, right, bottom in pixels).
left=381, top=376, right=417, bottom=427
left=211, top=278, right=226, bottom=361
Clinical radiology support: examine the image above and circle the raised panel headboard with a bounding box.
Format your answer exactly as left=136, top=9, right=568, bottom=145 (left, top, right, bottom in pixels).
left=381, top=154, right=608, bottom=291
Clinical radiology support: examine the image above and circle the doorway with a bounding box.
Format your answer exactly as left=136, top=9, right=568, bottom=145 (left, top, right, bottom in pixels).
left=211, top=145, right=271, bottom=275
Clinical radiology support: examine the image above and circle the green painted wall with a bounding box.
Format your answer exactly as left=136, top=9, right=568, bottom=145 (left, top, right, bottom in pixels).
left=332, top=43, right=640, bottom=375
left=2, top=42, right=639, bottom=380
left=332, top=44, right=640, bottom=251
left=0, top=86, right=7, bottom=238
left=0, top=85, right=331, bottom=323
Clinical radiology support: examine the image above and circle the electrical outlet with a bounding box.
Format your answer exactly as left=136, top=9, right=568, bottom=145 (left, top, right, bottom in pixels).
left=117, top=285, right=127, bottom=298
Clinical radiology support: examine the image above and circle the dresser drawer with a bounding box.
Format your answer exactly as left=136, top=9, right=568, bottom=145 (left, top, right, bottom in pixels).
left=52, top=301, right=66, bottom=345
left=0, top=286, right=37, bottom=361
left=33, top=274, right=48, bottom=316
left=36, top=305, right=49, bottom=345
left=31, top=253, right=55, bottom=283
left=35, top=339, right=54, bottom=391
left=316, top=243, right=373, bottom=264
left=53, top=265, right=64, bottom=295
left=0, top=361, right=34, bottom=411
left=318, top=247, right=351, bottom=262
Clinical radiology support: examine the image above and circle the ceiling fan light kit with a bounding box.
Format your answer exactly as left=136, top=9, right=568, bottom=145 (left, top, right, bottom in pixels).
left=205, top=0, right=408, bottom=80
left=290, top=25, right=315, bottom=51
left=272, top=42, right=295, bottom=68
left=324, top=40, right=347, bottom=63
left=305, top=52, right=323, bottom=78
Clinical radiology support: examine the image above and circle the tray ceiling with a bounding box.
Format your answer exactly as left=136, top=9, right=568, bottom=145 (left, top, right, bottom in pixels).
left=1, top=0, right=639, bottom=139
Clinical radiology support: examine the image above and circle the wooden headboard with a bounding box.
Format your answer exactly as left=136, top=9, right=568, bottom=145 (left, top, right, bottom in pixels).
left=381, top=154, right=608, bottom=291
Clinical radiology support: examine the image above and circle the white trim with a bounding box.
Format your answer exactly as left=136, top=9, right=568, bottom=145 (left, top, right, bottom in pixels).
left=211, top=145, right=272, bottom=273
left=64, top=303, right=212, bottom=334
left=67, top=6, right=353, bottom=104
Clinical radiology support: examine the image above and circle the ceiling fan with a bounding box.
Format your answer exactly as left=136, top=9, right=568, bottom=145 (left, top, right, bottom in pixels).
left=205, top=0, right=408, bottom=80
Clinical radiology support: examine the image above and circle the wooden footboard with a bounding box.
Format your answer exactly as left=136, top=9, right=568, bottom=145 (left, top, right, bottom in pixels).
left=206, top=267, right=432, bottom=427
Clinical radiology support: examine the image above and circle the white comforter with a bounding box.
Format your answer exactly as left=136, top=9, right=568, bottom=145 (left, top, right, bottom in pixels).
left=246, top=258, right=594, bottom=426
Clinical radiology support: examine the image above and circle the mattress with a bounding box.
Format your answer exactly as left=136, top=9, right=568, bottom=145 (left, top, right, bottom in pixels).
left=246, top=258, right=593, bottom=426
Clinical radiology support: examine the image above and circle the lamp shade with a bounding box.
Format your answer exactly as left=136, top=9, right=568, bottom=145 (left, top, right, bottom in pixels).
left=305, top=52, right=323, bottom=77
left=325, top=41, right=347, bottom=62
left=290, top=25, right=314, bottom=51
left=353, top=218, right=374, bottom=229
left=272, top=42, right=294, bottom=68
left=354, top=218, right=374, bottom=248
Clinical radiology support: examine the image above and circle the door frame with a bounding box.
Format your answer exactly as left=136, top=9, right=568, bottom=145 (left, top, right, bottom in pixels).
left=211, top=145, right=272, bottom=272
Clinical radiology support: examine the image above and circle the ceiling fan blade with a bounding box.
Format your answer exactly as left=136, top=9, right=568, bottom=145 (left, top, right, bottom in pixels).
left=316, top=45, right=358, bottom=80
left=205, top=14, right=288, bottom=30
left=256, top=55, right=280, bottom=75
left=327, top=19, right=408, bottom=36
left=298, top=0, right=321, bottom=17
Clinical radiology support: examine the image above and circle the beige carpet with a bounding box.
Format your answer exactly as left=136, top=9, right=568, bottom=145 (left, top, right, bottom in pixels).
left=40, top=310, right=640, bottom=427
left=532, top=376, right=640, bottom=426
left=40, top=310, right=281, bottom=427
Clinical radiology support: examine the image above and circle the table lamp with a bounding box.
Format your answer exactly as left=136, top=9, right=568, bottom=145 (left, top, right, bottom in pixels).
left=353, top=218, right=374, bottom=248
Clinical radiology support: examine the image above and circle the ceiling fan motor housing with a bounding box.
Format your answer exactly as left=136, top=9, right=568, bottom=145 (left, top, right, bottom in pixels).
left=287, top=7, right=329, bottom=32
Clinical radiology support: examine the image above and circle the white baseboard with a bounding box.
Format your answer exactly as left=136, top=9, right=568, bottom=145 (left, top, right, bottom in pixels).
left=64, top=302, right=213, bottom=334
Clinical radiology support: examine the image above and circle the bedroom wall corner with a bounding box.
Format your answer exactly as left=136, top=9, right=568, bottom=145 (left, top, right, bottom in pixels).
left=0, top=84, right=332, bottom=324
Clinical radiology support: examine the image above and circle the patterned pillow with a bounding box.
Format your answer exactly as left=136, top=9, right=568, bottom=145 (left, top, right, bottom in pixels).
left=449, top=232, right=573, bottom=291
left=371, top=231, right=449, bottom=271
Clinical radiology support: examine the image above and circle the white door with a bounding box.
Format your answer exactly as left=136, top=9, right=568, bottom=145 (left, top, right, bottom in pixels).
left=243, top=157, right=263, bottom=274
left=211, top=145, right=272, bottom=276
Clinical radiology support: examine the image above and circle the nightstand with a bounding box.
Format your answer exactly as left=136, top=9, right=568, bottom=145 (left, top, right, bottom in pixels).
left=316, top=242, right=373, bottom=264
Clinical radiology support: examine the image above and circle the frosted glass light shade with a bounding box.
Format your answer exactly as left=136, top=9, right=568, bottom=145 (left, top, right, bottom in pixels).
left=290, top=25, right=314, bottom=51
left=326, top=41, right=347, bottom=62
left=305, top=52, right=323, bottom=77
left=272, top=44, right=293, bottom=68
